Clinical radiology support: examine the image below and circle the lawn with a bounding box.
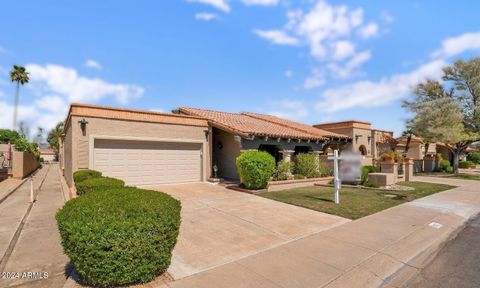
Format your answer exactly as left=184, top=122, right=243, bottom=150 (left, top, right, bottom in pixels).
left=415, top=172, right=480, bottom=181
left=258, top=182, right=455, bottom=220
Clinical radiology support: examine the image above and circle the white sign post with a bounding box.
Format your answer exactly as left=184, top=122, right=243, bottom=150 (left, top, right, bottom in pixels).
left=328, top=150, right=363, bottom=204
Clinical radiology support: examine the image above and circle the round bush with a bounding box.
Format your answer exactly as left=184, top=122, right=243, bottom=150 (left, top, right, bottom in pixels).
left=56, top=188, right=181, bottom=287
left=73, top=169, right=102, bottom=183
left=236, top=151, right=275, bottom=189
left=439, top=159, right=451, bottom=171
left=76, top=176, right=124, bottom=195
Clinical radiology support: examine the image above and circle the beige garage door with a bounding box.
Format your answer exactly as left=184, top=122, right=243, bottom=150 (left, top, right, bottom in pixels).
left=93, top=139, right=202, bottom=185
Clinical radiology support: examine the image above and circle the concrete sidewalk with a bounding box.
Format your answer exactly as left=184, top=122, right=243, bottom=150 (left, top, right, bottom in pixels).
left=163, top=177, right=480, bottom=288
left=0, top=163, right=70, bottom=288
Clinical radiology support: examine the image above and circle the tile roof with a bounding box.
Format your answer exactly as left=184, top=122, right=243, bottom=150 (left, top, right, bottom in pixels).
left=65, top=103, right=208, bottom=129
left=178, top=107, right=350, bottom=141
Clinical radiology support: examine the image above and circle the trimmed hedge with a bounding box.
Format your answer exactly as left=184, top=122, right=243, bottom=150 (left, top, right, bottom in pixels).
left=76, top=176, right=125, bottom=195
left=236, top=151, right=275, bottom=189
left=459, top=160, right=475, bottom=169
left=73, top=169, right=102, bottom=183
left=56, top=187, right=181, bottom=287
left=294, top=153, right=320, bottom=178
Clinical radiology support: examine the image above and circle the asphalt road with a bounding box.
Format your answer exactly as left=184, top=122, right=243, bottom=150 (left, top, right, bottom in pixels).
left=408, top=214, right=480, bottom=288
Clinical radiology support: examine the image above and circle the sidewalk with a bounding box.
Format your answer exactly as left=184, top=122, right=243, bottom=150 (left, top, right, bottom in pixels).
left=164, top=176, right=480, bottom=288
left=0, top=163, right=70, bottom=288
left=0, top=178, right=25, bottom=204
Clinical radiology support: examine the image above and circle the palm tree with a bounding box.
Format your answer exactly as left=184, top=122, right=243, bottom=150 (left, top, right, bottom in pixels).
left=10, top=65, right=30, bottom=131
left=401, top=129, right=413, bottom=158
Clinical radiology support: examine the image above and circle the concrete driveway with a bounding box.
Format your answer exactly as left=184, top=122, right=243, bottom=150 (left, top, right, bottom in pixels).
left=145, top=183, right=349, bottom=280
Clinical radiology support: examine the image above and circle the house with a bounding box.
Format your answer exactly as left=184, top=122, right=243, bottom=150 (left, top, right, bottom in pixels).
left=39, top=147, right=56, bottom=162
left=395, top=136, right=437, bottom=160
left=313, top=121, right=395, bottom=165
left=59, top=103, right=351, bottom=187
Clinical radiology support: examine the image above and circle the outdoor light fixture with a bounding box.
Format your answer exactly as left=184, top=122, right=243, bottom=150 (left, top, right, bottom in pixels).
left=368, top=136, right=372, bottom=144
left=212, top=164, right=218, bottom=178
left=78, top=118, right=88, bottom=136
left=355, top=134, right=362, bottom=143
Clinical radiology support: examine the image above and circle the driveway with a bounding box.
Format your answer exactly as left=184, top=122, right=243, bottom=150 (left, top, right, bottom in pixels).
left=145, top=183, right=349, bottom=280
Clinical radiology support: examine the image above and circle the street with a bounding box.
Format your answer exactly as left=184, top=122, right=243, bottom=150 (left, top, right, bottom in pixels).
left=408, top=213, right=480, bottom=288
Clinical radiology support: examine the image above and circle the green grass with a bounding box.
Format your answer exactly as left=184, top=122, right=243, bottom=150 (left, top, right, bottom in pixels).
left=259, top=182, right=455, bottom=220
left=416, top=172, right=480, bottom=181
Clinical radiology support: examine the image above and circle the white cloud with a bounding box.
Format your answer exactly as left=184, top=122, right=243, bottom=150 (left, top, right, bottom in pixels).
left=432, top=32, right=480, bottom=58
left=268, top=99, right=309, bottom=120
left=85, top=59, right=102, bottom=70
left=187, top=0, right=230, bottom=12
left=381, top=11, right=394, bottom=23
left=303, top=68, right=325, bottom=89
left=195, top=12, right=219, bottom=21
left=284, top=69, right=293, bottom=78
left=316, top=59, right=446, bottom=112
left=328, top=50, right=371, bottom=78
left=242, top=0, right=279, bottom=6
left=254, top=0, right=385, bottom=83
left=0, top=64, right=145, bottom=133
left=26, top=64, right=144, bottom=104
left=358, top=22, right=379, bottom=39
left=332, top=40, right=355, bottom=60
left=254, top=30, right=299, bottom=45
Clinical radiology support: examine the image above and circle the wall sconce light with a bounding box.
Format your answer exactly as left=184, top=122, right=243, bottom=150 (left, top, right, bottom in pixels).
left=355, top=135, right=362, bottom=143
left=368, top=136, right=372, bottom=144
left=78, top=118, right=88, bottom=135
left=204, top=129, right=210, bottom=140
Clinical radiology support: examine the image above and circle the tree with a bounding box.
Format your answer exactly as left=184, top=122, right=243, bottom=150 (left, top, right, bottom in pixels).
left=401, top=129, right=413, bottom=158
left=404, top=58, right=480, bottom=173
left=10, top=65, right=30, bottom=131
left=47, top=122, right=64, bottom=156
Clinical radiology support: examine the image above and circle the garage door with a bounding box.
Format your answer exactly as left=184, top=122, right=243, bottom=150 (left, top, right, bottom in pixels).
left=93, top=139, right=202, bottom=185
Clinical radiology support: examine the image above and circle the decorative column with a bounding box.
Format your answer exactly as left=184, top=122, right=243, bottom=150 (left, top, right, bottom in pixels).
left=404, top=158, right=414, bottom=181
left=279, top=150, right=294, bottom=162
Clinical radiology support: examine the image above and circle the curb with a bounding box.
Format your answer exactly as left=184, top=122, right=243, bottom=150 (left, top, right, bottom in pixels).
left=382, top=215, right=475, bottom=287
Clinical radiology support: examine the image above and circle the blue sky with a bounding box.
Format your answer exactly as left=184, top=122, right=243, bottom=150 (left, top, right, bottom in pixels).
left=1, top=0, right=479, bottom=138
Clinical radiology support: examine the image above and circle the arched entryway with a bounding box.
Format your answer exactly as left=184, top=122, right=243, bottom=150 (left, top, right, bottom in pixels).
left=359, top=145, right=367, bottom=156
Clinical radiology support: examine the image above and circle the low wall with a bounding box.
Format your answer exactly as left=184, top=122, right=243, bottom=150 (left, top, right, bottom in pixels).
left=12, top=151, right=40, bottom=179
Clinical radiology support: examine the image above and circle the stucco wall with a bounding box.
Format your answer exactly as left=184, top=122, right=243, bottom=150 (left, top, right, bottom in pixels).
left=12, top=151, right=40, bottom=179
left=212, top=128, right=241, bottom=179
left=65, top=116, right=210, bottom=186
left=63, top=120, right=74, bottom=186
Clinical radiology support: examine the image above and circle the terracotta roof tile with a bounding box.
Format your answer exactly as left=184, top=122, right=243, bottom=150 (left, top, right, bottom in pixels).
left=179, top=107, right=349, bottom=141
left=242, top=112, right=350, bottom=139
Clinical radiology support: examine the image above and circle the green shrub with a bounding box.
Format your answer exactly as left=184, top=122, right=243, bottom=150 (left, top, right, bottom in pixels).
left=275, top=160, right=294, bottom=181
left=459, top=160, right=475, bottom=169
left=446, top=166, right=454, bottom=173
left=236, top=151, right=275, bottom=189
left=294, top=174, right=306, bottom=180
left=467, top=152, right=480, bottom=164
left=73, top=169, right=102, bottom=183
left=0, top=129, right=21, bottom=144
left=439, top=159, right=451, bottom=171
left=56, top=187, right=181, bottom=287
left=76, top=176, right=125, bottom=195
left=364, top=181, right=380, bottom=188
left=361, top=165, right=380, bottom=185
left=294, top=153, right=320, bottom=178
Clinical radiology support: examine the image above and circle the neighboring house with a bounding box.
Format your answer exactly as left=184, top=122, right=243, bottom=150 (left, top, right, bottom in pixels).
left=60, top=103, right=351, bottom=187
left=39, top=148, right=56, bottom=162
left=313, top=121, right=395, bottom=166
left=395, top=136, right=437, bottom=160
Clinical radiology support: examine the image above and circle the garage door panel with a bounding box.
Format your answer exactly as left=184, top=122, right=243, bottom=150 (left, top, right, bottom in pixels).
left=93, top=139, right=202, bottom=185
